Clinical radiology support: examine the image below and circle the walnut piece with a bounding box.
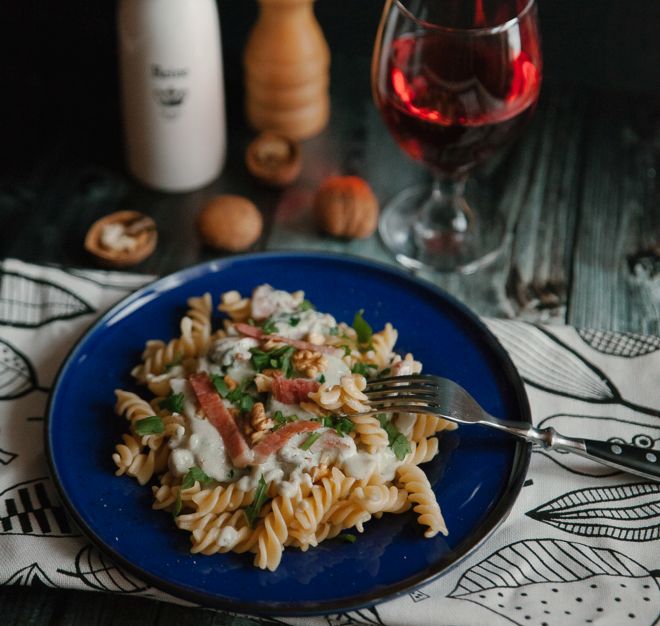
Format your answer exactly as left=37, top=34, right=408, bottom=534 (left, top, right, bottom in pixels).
left=197, top=195, right=263, bottom=252
left=293, top=349, right=327, bottom=378
left=84, top=211, right=157, bottom=268
left=314, top=176, right=379, bottom=239
left=246, top=402, right=274, bottom=444
left=245, top=132, right=302, bottom=187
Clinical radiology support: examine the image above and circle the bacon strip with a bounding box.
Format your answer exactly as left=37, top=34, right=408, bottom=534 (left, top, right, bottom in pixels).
left=271, top=376, right=320, bottom=404
left=233, top=323, right=263, bottom=339
left=252, top=420, right=321, bottom=463
left=233, top=323, right=340, bottom=356
left=188, top=372, right=253, bottom=468
left=269, top=336, right=340, bottom=356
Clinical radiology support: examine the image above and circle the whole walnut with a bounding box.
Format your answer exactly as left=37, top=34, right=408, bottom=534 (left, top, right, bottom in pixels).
left=198, top=195, right=263, bottom=252
left=314, top=176, right=379, bottom=239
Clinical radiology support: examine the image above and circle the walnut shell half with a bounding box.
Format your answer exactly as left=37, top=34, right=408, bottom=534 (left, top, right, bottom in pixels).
left=84, top=210, right=157, bottom=267
left=245, top=131, right=302, bottom=187
left=314, top=176, right=379, bottom=239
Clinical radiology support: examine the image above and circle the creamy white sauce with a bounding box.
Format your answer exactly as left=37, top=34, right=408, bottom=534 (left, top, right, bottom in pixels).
left=217, top=526, right=239, bottom=549
left=269, top=309, right=337, bottom=340
left=209, top=337, right=258, bottom=383
left=231, top=428, right=357, bottom=497
left=169, top=378, right=199, bottom=420
left=251, top=284, right=304, bottom=320
left=268, top=398, right=318, bottom=421
left=322, top=354, right=350, bottom=386
left=342, top=447, right=400, bottom=482
left=168, top=415, right=232, bottom=481
left=394, top=412, right=417, bottom=438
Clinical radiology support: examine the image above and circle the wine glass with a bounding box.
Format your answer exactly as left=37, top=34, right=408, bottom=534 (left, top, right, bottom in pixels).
left=372, top=0, right=542, bottom=273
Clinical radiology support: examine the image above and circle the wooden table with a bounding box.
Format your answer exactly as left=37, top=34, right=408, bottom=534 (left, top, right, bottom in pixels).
left=1, top=1, right=659, bottom=624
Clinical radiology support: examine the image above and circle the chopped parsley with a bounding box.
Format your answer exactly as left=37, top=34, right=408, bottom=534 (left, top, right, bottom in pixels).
left=317, top=374, right=326, bottom=384
left=317, top=414, right=355, bottom=437
left=261, top=318, right=278, bottom=334
left=300, top=432, right=321, bottom=451
left=351, top=362, right=376, bottom=377
left=338, top=533, right=356, bottom=543
left=250, top=344, right=295, bottom=378
left=212, top=375, right=255, bottom=413
left=245, top=475, right=269, bottom=527
left=159, top=392, right=185, bottom=414
left=181, top=466, right=213, bottom=490
left=273, top=410, right=298, bottom=429
left=211, top=374, right=230, bottom=397
left=134, top=415, right=164, bottom=435
left=376, top=414, right=411, bottom=460
left=352, top=309, right=373, bottom=347
left=299, top=299, right=315, bottom=312
left=289, top=316, right=300, bottom=327
left=173, top=491, right=182, bottom=518
left=340, top=345, right=352, bottom=356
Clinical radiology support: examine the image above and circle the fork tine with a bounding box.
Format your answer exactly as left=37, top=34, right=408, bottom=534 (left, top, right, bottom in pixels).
left=364, top=398, right=440, bottom=411
left=364, top=388, right=439, bottom=401
left=365, top=375, right=441, bottom=390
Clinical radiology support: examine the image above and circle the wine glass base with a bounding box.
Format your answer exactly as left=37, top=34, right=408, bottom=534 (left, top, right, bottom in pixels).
left=378, top=184, right=507, bottom=275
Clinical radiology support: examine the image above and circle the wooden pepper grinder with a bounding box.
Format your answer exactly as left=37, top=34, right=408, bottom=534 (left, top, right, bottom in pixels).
left=244, top=0, right=330, bottom=140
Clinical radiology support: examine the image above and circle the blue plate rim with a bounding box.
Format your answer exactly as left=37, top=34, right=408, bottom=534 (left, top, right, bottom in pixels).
left=45, top=251, right=531, bottom=616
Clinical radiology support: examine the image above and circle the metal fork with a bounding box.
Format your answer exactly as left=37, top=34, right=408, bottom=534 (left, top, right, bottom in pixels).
left=358, top=374, right=660, bottom=482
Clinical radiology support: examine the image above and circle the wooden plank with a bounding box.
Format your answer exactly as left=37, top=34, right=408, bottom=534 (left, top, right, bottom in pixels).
left=569, top=94, right=660, bottom=333
left=0, top=586, right=58, bottom=625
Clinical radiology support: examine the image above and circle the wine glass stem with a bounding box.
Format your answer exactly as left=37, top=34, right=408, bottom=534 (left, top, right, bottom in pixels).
left=414, top=175, right=474, bottom=254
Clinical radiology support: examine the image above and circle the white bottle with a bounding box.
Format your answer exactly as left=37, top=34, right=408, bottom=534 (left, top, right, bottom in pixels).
left=118, top=0, right=226, bottom=192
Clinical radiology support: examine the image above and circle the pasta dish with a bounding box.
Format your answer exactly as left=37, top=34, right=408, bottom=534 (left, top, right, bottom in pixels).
left=112, top=285, right=455, bottom=570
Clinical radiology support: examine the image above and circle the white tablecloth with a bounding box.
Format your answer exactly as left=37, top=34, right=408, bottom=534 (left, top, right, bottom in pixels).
left=1, top=258, right=658, bottom=626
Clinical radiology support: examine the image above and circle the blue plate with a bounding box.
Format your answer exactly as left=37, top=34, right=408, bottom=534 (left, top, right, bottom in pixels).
left=46, top=252, right=530, bottom=616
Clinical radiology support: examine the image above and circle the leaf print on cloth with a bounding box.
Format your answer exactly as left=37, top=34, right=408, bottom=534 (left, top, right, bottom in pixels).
left=486, top=320, right=660, bottom=417
left=325, top=608, right=385, bottom=626
left=0, top=447, right=18, bottom=465
left=0, top=338, right=48, bottom=399
left=0, top=270, right=94, bottom=328
left=537, top=413, right=660, bottom=477
left=527, top=482, right=660, bottom=541
left=0, top=478, right=76, bottom=536
left=57, top=544, right=148, bottom=593
left=64, top=266, right=153, bottom=291
left=578, top=329, right=660, bottom=358
left=449, top=539, right=660, bottom=626
left=2, top=563, right=58, bottom=588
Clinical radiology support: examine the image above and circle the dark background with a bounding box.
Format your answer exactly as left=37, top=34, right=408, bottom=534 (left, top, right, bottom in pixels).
left=2, top=0, right=660, bottom=178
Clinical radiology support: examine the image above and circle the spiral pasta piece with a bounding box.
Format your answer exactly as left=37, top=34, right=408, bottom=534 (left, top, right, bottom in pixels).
left=405, top=436, right=439, bottom=466
left=323, top=496, right=371, bottom=533
left=292, top=468, right=355, bottom=532
left=111, top=434, right=156, bottom=485
left=309, top=374, right=371, bottom=413
left=254, top=495, right=295, bottom=571
left=369, top=323, right=398, bottom=370
left=131, top=316, right=200, bottom=383
left=396, top=464, right=447, bottom=538
left=218, top=290, right=251, bottom=322
left=189, top=510, right=247, bottom=555
left=411, top=413, right=452, bottom=442
left=190, top=484, right=255, bottom=517
left=186, top=293, right=212, bottom=351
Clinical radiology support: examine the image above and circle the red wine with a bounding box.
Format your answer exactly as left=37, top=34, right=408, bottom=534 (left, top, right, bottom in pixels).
left=376, top=31, right=541, bottom=176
